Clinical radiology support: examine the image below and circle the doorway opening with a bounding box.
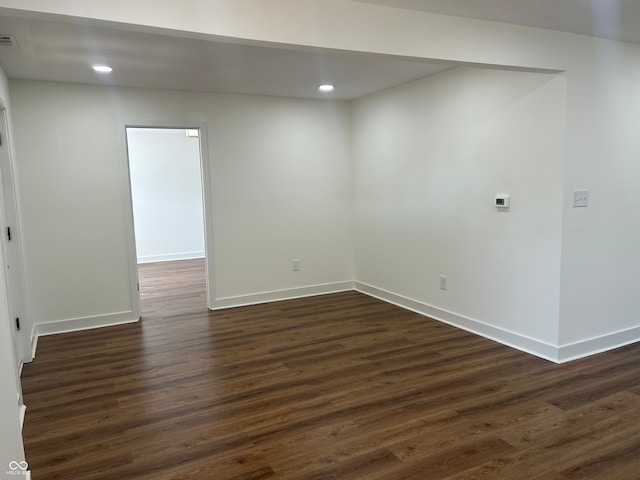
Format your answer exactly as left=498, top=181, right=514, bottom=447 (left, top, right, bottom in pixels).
left=125, top=126, right=211, bottom=317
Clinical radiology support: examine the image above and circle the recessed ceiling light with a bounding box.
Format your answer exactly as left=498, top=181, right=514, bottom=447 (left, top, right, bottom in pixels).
left=92, top=65, right=113, bottom=73
left=318, top=84, right=334, bottom=92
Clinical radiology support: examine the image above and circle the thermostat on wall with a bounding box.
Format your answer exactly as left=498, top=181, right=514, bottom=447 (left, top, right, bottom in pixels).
left=495, top=194, right=510, bottom=208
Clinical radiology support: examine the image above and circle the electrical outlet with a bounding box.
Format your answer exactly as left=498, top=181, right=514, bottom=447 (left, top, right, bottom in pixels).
left=292, top=259, right=300, bottom=272
left=572, top=190, right=589, bottom=208
left=440, top=275, right=447, bottom=291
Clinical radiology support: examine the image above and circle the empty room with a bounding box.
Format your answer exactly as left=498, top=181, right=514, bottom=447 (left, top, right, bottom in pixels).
left=0, top=1, right=639, bottom=479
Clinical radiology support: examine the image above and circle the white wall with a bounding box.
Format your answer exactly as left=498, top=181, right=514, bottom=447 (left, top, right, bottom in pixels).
left=9, top=80, right=354, bottom=330
left=127, top=128, right=205, bottom=264
left=557, top=41, right=640, bottom=359
left=0, top=64, right=27, bottom=478
left=9, top=82, right=138, bottom=333
left=353, top=67, right=565, bottom=356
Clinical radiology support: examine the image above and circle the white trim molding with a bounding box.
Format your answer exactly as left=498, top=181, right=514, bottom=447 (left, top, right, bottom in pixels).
left=30, top=324, right=37, bottom=359
left=19, top=403, right=26, bottom=430
left=35, top=311, right=139, bottom=338
left=28, top=283, right=640, bottom=365
left=137, top=251, right=205, bottom=264
left=557, top=325, right=640, bottom=363
left=212, top=281, right=355, bottom=310
left=354, top=281, right=560, bottom=363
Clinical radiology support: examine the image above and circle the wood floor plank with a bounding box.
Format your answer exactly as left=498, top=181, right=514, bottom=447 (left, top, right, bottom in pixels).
left=20, top=258, right=640, bottom=479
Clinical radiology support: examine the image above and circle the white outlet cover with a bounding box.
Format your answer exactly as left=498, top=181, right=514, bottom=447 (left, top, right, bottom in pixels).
left=495, top=194, right=510, bottom=208
left=573, top=190, right=589, bottom=208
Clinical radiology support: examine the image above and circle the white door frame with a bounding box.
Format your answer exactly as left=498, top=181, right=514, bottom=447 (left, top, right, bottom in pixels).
left=120, top=120, right=214, bottom=315
left=0, top=106, right=33, bottom=371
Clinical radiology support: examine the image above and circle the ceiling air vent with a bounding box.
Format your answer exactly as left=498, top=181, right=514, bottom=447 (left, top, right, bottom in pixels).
left=0, top=35, right=17, bottom=47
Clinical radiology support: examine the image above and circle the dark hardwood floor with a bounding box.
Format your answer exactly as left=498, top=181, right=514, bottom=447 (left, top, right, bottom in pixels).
left=21, top=259, right=640, bottom=479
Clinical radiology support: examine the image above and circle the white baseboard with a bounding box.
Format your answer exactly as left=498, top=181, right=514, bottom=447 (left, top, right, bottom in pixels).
left=19, top=403, right=26, bottom=430
left=35, top=311, right=140, bottom=338
left=137, top=252, right=205, bottom=264
left=557, top=325, right=640, bottom=362
left=354, top=281, right=560, bottom=363
left=27, top=283, right=640, bottom=367
left=212, top=281, right=355, bottom=310
left=30, top=324, right=38, bottom=359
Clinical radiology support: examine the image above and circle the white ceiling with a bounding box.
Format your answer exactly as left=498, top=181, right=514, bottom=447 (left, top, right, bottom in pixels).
left=0, top=14, right=453, bottom=101
left=359, top=0, right=640, bottom=45
left=0, top=2, right=638, bottom=100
